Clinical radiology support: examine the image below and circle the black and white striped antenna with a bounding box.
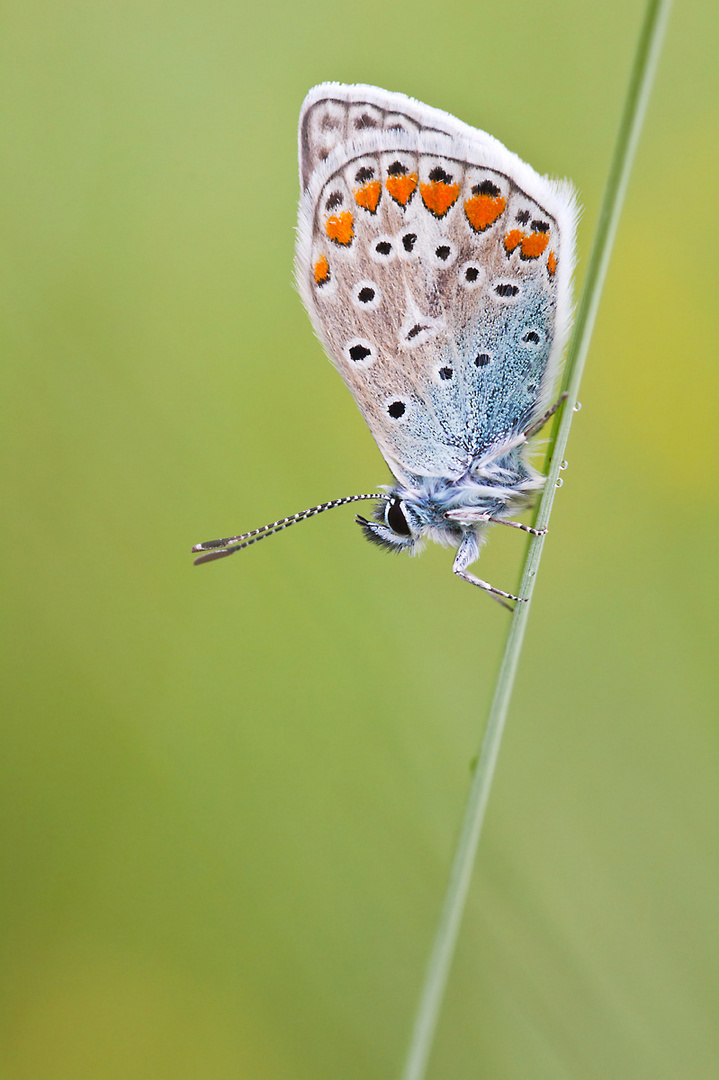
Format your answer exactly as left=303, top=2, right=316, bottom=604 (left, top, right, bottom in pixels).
left=192, top=493, right=385, bottom=565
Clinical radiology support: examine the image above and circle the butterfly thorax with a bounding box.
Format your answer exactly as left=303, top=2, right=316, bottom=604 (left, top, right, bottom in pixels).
left=357, top=443, right=543, bottom=552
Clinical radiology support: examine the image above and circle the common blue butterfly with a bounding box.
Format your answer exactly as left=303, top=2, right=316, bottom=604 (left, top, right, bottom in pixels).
left=193, top=84, right=579, bottom=606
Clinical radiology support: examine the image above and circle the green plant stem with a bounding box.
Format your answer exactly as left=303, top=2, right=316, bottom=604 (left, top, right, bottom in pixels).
left=399, top=2, right=671, bottom=1078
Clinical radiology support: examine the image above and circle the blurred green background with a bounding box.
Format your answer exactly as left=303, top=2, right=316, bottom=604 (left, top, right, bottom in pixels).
left=2, top=0, right=718, bottom=1077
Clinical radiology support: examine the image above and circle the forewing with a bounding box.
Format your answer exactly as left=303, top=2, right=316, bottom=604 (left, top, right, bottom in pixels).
left=296, top=84, right=578, bottom=486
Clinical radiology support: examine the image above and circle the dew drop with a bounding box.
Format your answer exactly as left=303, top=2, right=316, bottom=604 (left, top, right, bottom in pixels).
left=573, top=401, right=582, bottom=412
left=555, top=477, right=564, bottom=488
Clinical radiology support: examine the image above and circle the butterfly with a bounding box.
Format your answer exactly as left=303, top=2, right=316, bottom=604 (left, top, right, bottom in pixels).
left=193, top=84, right=579, bottom=606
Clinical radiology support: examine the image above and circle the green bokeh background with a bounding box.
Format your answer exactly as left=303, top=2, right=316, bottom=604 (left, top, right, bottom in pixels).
left=3, top=1, right=718, bottom=1077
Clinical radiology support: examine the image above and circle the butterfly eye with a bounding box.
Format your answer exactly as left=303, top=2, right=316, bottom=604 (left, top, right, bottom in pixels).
left=385, top=498, right=412, bottom=537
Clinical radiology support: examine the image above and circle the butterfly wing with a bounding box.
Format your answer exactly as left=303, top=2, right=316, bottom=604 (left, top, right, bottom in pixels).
left=296, top=83, right=578, bottom=488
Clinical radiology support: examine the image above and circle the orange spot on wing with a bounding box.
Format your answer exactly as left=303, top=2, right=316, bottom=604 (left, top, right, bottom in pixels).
left=504, top=229, right=524, bottom=253
left=354, top=180, right=381, bottom=213
left=547, top=250, right=557, bottom=276
left=325, top=211, right=354, bottom=246
left=521, top=231, right=549, bottom=259
left=464, top=193, right=506, bottom=232
left=386, top=173, right=418, bottom=206
left=420, top=180, right=460, bottom=217
left=314, top=254, right=330, bottom=284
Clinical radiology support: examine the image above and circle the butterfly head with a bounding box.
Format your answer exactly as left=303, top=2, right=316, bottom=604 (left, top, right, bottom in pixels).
left=355, top=488, right=468, bottom=553
left=355, top=495, right=424, bottom=553
left=355, top=476, right=511, bottom=554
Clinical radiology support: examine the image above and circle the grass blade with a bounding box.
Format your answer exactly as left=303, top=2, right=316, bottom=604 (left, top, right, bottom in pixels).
left=400, top=2, right=672, bottom=1077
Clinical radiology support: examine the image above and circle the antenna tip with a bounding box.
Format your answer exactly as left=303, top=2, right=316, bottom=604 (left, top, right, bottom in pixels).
left=193, top=548, right=234, bottom=566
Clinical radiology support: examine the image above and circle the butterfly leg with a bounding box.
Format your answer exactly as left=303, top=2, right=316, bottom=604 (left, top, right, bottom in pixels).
left=452, top=532, right=526, bottom=609
left=487, top=517, right=547, bottom=538
left=523, top=392, right=568, bottom=439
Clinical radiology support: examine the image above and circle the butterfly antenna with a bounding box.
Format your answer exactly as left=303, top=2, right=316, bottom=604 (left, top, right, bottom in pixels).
left=192, top=494, right=386, bottom=565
